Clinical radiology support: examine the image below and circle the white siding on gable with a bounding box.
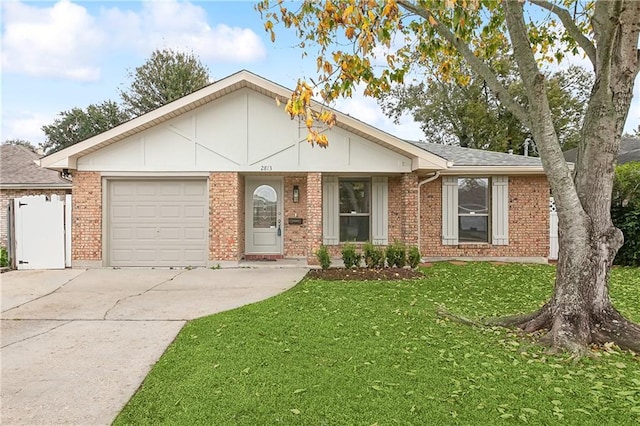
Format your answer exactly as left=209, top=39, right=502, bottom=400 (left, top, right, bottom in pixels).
left=196, top=91, right=248, bottom=165
left=247, top=91, right=298, bottom=166
left=77, top=88, right=413, bottom=173
left=371, top=177, right=389, bottom=245
left=442, top=176, right=459, bottom=245
left=491, top=176, right=509, bottom=245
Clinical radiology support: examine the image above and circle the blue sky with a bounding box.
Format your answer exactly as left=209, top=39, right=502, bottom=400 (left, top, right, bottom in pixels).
left=2, top=0, right=639, bottom=147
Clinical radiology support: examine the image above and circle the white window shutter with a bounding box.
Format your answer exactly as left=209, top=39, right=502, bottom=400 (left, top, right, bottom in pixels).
left=491, top=176, right=509, bottom=245
left=442, top=176, right=459, bottom=245
left=371, top=176, right=388, bottom=245
left=322, top=176, right=339, bottom=245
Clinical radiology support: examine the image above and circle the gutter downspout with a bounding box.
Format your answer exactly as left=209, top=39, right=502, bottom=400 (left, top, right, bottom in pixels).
left=417, top=171, right=441, bottom=253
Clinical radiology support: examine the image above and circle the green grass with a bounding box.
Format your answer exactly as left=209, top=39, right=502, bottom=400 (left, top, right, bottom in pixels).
left=114, top=262, right=640, bottom=425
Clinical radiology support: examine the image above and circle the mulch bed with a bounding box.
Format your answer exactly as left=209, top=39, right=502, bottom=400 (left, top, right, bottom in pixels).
left=306, top=267, right=424, bottom=281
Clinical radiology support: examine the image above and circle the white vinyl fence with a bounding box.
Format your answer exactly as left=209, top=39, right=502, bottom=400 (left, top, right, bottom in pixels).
left=9, top=194, right=72, bottom=269
left=549, top=197, right=559, bottom=260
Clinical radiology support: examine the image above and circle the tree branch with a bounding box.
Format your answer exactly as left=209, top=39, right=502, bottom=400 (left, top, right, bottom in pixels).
left=529, top=0, right=597, bottom=68
left=396, top=0, right=531, bottom=128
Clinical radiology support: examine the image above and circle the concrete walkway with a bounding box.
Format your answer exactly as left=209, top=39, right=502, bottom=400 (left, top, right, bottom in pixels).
left=0, top=267, right=307, bottom=425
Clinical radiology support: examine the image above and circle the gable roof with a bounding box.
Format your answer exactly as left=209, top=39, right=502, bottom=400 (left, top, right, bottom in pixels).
left=39, top=70, right=448, bottom=172
left=1, top=144, right=71, bottom=189
left=563, top=137, right=640, bottom=165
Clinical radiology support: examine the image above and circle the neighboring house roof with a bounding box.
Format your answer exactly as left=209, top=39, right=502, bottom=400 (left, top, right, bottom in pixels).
left=39, top=70, right=545, bottom=175
left=563, top=137, right=640, bottom=165
left=0, top=144, right=71, bottom=189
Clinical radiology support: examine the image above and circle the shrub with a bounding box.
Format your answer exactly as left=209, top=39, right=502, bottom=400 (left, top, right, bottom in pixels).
left=341, top=243, right=361, bottom=269
left=408, top=246, right=421, bottom=269
left=363, top=242, right=385, bottom=268
left=0, top=247, right=8, bottom=268
left=316, top=245, right=331, bottom=270
left=612, top=162, right=640, bottom=266
left=385, top=241, right=407, bottom=268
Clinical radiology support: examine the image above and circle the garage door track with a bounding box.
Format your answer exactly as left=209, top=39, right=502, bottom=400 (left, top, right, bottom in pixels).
left=1, top=267, right=307, bottom=425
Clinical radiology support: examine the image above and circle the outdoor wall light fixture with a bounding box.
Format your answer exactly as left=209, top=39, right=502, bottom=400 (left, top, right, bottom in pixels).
left=293, top=185, right=300, bottom=203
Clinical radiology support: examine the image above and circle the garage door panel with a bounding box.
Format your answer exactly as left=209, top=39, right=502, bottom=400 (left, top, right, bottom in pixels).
left=184, top=206, right=206, bottom=218
left=184, top=227, right=206, bottom=240
left=136, top=206, right=157, bottom=218
left=136, top=183, right=158, bottom=196
left=112, top=227, right=134, bottom=240
left=134, top=227, right=157, bottom=240
left=160, top=183, right=181, bottom=196
left=112, top=206, right=134, bottom=218
left=159, top=205, right=181, bottom=218
left=184, top=182, right=206, bottom=196
left=108, top=180, right=208, bottom=267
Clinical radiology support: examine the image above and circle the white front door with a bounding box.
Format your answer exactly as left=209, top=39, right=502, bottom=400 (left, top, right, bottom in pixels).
left=246, top=177, right=283, bottom=255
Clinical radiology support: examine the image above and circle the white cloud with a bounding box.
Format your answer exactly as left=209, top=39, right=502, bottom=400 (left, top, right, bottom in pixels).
left=1, top=0, right=266, bottom=82
left=100, top=0, right=266, bottom=62
left=334, top=86, right=424, bottom=141
left=1, top=0, right=104, bottom=81
left=2, top=111, right=52, bottom=144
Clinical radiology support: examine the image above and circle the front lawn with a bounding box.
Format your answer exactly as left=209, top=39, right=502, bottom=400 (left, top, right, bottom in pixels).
left=115, top=263, right=640, bottom=425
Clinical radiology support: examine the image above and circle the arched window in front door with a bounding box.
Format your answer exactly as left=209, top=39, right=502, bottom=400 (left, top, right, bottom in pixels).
left=253, top=185, right=277, bottom=228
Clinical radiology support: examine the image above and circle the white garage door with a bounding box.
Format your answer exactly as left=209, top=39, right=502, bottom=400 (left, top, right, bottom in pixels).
left=108, top=180, right=208, bottom=267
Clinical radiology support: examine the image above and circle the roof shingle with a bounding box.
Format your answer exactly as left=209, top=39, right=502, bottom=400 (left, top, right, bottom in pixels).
left=0, top=145, right=71, bottom=187
left=407, top=141, right=544, bottom=167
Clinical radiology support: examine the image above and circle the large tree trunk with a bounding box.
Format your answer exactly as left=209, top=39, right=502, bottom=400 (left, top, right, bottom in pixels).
left=499, top=0, right=640, bottom=353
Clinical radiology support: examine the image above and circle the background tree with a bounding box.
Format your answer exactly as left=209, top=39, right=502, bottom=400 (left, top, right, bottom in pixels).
left=2, top=139, right=38, bottom=153
left=41, top=100, right=129, bottom=154
left=41, top=48, right=212, bottom=154
left=119, top=48, right=211, bottom=117
left=258, top=0, right=640, bottom=353
left=379, top=64, right=591, bottom=153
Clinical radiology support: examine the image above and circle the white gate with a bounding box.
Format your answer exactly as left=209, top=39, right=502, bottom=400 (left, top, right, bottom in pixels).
left=12, top=194, right=72, bottom=270
left=549, top=197, right=559, bottom=260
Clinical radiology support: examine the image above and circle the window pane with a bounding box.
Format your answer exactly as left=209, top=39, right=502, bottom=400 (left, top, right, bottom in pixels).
left=458, top=178, right=489, bottom=214
left=253, top=185, right=277, bottom=228
left=340, top=216, right=370, bottom=242
left=339, top=180, right=370, bottom=214
left=459, top=216, right=489, bottom=243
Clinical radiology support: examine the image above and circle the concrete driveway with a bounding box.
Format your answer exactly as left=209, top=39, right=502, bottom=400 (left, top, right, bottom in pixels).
left=0, top=267, right=307, bottom=425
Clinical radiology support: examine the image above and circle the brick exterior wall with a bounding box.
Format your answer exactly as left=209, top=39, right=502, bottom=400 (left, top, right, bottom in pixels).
left=401, top=173, right=420, bottom=246
left=66, top=170, right=548, bottom=266
left=0, top=188, right=71, bottom=247
left=420, top=175, right=549, bottom=258
left=306, top=173, right=323, bottom=264
left=210, top=172, right=242, bottom=261
left=283, top=175, right=308, bottom=257
left=388, top=176, right=403, bottom=243
left=72, top=172, right=102, bottom=262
